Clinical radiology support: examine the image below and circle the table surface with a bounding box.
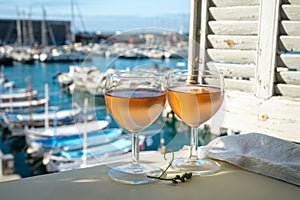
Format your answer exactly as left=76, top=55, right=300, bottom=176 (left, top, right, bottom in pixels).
left=0, top=151, right=299, bottom=200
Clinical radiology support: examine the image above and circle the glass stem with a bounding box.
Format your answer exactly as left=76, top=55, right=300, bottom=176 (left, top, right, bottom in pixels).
left=189, top=127, right=198, bottom=162
left=131, top=133, right=139, bottom=165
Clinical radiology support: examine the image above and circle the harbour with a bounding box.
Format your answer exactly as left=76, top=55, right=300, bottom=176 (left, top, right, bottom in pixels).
left=0, top=52, right=203, bottom=181
left=0, top=1, right=300, bottom=199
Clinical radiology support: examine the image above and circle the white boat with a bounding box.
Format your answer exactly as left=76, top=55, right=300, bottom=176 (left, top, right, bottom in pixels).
left=0, top=89, right=38, bottom=102
left=10, top=49, right=35, bottom=64
left=4, top=106, right=82, bottom=128
left=29, top=128, right=123, bottom=153
left=25, top=119, right=109, bottom=157
left=40, top=50, right=87, bottom=63
left=55, top=65, right=99, bottom=93
left=0, top=81, right=14, bottom=91
left=57, top=73, right=73, bottom=87
left=0, top=98, right=47, bottom=111
left=25, top=120, right=109, bottom=139
left=43, top=137, right=132, bottom=172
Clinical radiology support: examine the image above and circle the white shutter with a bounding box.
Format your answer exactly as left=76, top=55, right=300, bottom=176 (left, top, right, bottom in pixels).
left=193, top=0, right=300, bottom=142
left=276, top=0, right=300, bottom=97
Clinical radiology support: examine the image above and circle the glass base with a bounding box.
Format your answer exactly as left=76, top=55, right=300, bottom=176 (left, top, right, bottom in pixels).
left=172, top=158, right=221, bottom=175
left=108, top=164, right=162, bottom=184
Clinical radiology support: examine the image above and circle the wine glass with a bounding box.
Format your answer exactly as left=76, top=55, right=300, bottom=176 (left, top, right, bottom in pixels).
left=104, top=71, right=167, bottom=184
left=167, top=69, right=224, bottom=175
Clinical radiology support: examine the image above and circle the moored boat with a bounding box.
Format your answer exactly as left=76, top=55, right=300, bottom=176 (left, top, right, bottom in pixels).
left=0, top=55, right=13, bottom=66
left=4, top=105, right=83, bottom=128
left=43, top=137, right=132, bottom=172
left=0, top=98, right=47, bottom=111
left=25, top=119, right=110, bottom=157
left=0, top=89, right=38, bottom=102
left=25, top=120, right=109, bottom=139
left=10, top=49, right=35, bottom=64
left=40, top=50, right=87, bottom=63
left=0, top=81, right=14, bottom=92
left=29, top=128, right=123, bottom=153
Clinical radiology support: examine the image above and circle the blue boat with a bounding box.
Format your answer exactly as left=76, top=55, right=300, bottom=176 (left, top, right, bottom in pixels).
left=31, top=128, right=123, bottom=151
left=4, top=106, right=82, bottom=128
left=43, top=137, right=132, bottom=172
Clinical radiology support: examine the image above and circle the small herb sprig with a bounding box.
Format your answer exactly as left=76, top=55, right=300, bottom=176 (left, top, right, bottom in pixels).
left=147, top=152, right=193, bottom=184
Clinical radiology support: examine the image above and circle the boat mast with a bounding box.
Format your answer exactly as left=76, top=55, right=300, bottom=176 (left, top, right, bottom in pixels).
left=41, top=7, right=48, bottom=46
left=44, top=84, right=49, bottom=130
left=27, top=77, right=33, bottom=125
left=9, top=84, right=13, bottom=112
left=28, top=7, right=35, bottom=45
left=71, top=0, right=76, bottom=44
left=48, top=23, right=57, bottom=46
left=52, top=78, right=60, bottom=147
left=16, top=7, right=22, bottom=46
left=22, top=10, right=28, bottom=46
left=81, top=98, right=88, bottom=167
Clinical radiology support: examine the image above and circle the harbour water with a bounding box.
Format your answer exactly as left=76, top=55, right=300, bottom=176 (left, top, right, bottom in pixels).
left=0, top=56, right=205, bottom=179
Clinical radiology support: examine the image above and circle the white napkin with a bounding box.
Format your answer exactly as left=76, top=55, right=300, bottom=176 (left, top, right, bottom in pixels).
left=198, top=133, right=300, bottom=186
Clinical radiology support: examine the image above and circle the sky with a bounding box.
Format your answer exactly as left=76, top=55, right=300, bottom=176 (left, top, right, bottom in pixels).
left=0, top=0, right=190, bottom=33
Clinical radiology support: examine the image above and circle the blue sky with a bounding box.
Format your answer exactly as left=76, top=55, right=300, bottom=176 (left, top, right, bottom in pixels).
left=0, top=0, right=190, bottom=33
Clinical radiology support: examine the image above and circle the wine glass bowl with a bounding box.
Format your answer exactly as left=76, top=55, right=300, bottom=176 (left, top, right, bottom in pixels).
left=167, top=69, right=224, bottom=175
left=104, top=71, right=166, bottom=184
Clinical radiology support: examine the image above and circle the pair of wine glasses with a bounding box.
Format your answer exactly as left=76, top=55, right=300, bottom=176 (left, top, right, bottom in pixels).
left=104, top=68, right=224, bottom=184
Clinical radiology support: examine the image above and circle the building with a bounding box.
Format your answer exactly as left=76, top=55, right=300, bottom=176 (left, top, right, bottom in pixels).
left=0, top=19, right=71, bottom=46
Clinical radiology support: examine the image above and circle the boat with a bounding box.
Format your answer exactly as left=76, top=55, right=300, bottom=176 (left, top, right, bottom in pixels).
left=0, top=98, right=47, bottom=111
left=57, top=73, right=74, bottom=87
left=0, top=72, right=15, bottom=91
left=54, top=65, right=79, bottom=88
left=132, top=63, right=173, bottom=75
left=10, top=49, right=35, bottom=64
left=119, top=51, right=148, bottom=59
left=4, top=105, right=83, bottom=128
left=55, top=65, right=98, bottom=93
left=0, top=55, right=13, bottom=66
left=25, top=119, right=109, bottom=157
left=0, top=89, right=38, bottom=102
left=25, top=120, right=109, bottom=139
left=40, top=49, right=87, bottom=63
left=0, top=81, right=14, bottom=92
left=29, top=128, right=123, bottom=153
left=43, top=137, right=132, bottom=172
left=84, top=69, right=114, bottom=96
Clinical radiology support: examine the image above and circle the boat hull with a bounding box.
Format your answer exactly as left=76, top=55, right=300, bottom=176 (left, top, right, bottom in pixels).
left=43, top=137, right=132, bottom=172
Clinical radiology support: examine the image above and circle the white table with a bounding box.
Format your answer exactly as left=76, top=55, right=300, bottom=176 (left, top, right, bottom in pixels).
left=0, top=151, right=299, bottom=200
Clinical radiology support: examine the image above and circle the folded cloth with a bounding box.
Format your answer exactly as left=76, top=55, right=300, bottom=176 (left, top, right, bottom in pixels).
left=198, top=133, right=300, bottom=186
